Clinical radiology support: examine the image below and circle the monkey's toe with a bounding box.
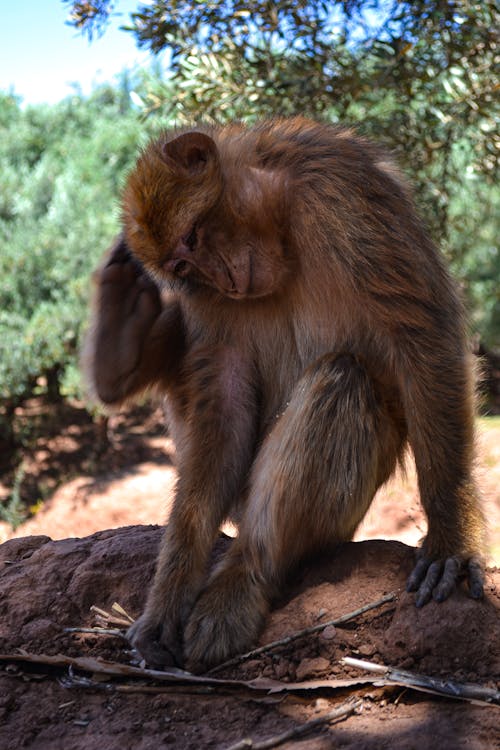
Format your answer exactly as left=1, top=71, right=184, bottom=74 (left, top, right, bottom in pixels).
left=407, top=553, right=484, bottom=607
left=127, top=617, right=183, bottom=669
left=183, top=603, right=253, bottom=673
left=183, top=572, right=268, bottom=673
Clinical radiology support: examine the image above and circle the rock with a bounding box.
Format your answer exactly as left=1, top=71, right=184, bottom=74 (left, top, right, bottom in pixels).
left=0, top=533, right=499, bottom=750
left=296, top=657, right=331, bottom=681
left=380, top=588, right=500, bottom=673
left=319, top=625, right=337, bottom=641
left=0, top=526, right=162, bottom=651
left=273, top=660, right=290, bottom=680
left=358, top=643, right=376, bottom=657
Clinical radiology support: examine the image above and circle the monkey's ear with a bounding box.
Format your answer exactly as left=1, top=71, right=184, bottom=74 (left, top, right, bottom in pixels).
left=161, top=132, right=218, bottom=175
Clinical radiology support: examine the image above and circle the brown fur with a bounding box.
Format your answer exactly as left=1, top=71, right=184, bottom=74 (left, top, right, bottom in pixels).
left=84, top=117, right=485, bottom=672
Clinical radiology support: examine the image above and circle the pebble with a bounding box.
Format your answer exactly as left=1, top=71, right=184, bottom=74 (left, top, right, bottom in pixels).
left=274, top=661, right=290, bottom=680
left=358, top=643, right=376, bottom=657
left=243, top=660, right=261, bottom=672
left=296, top=657, right=331, bottom=681
left=320, top=625, right=337, bottom=641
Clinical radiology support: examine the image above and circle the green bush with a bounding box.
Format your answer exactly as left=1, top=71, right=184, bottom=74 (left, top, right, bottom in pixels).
left=0, top=84, right=161, bottom=416
left=1, top=0, right=499, bottom=433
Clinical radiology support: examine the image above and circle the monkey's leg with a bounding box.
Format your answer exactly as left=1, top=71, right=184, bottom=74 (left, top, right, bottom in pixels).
left=184, top=353, right=402, bottom=672
left=128, top=346, right=257, bottom=667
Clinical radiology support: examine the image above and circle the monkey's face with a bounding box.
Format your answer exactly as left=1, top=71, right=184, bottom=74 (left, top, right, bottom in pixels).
left=123, top=130, right=292, bottom=300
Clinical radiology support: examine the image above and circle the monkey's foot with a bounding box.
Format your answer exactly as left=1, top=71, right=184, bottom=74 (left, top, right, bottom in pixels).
left=92, top=239, right=163, bottom=404
left=127, top=613, right=183, bottom=669
left=100, top=248, right=161, bottom=335
left=406, top=552, right=484, bottom=608
left=183, top=560, right=270, bottom=673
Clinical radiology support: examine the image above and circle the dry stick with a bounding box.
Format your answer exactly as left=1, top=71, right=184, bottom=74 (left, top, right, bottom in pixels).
left=0, top=653, right=266, bottom=691
left=110, top=602, right=135, bottom=623
left=225, top=698, right=362, bottom=750
left=64, top=627, right=128, bottom=639
left=58, top=672, right=219, bottom=696
left=343, top=657, right=500, bottom=706
left=207, top=591, right=397, bottom=675
left=90, top=604, right=134, bottom=627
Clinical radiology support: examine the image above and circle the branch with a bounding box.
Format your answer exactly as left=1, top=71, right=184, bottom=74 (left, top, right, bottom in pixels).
left=63, top=627, right=128, bottom=639
left=343, top=657, right=500, bottom=706
left=225, top=698, right=362, bottom=750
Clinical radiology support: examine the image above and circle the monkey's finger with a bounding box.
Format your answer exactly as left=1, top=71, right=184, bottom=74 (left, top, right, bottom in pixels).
left=105, top=238, right=149, bottom=282
left=125, top=289, right=162, bottom=338
left=432, top=556, right=461, bottom=602
left=406, top=556, right=431, bottom=592
left=105, top=238, right=131, bottom=266
left=136, top=272, right=162, bottom=297
left=128, top=624, right=183, bottom=669
left=415, top=560, right=443, bottom=608
left=99, top=259, right=137, bottom=289
left=104, top=237, right=147, bottom=276
left=100, top=261, right=157, bottom=317
left=467, top=557, right=484, bottom=599
left=95, top=266, right=141, bottom=335
left=133, top=639, right=181, bottom=669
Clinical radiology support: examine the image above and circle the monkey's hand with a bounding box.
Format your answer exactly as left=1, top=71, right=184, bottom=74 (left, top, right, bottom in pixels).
left=406, top=549, right=484, bottom=608
left=89, top=238, right=163, bottom=404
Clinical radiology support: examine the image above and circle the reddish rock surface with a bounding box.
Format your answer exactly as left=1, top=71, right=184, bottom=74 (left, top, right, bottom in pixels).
left=1, top=404, right=498, bottom=747
left=1, top=529, right=499, bottom=750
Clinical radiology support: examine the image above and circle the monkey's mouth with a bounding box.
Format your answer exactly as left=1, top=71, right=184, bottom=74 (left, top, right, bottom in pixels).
left=163, top=250, right=251, bottom=299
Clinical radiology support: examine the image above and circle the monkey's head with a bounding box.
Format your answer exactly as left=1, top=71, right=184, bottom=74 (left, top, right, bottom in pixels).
left=123, top=129, right=290, bottom=300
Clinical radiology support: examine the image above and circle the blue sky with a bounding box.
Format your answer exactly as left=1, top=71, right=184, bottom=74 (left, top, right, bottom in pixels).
left=0, top=1, right=158, bottom=105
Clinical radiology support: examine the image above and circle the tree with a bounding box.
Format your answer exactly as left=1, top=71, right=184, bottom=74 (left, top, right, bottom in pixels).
left=64, top=1, right=499, bottom=348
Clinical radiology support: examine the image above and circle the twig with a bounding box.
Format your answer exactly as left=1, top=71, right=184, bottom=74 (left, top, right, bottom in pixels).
left=0, top=653, right=241, bottom=688
left=0, top=651, right=378, bottom=697
left=225, top=698, right=362, bottom=749
left=208, top=592, right=397, bottom=675
left=63, top=627, right=128, bottom=639
left=58, top=671, right=218, bottom=696
left=343, top=657, right=500, bottom=706
left=90, top=604, right=134, bottom=628
left=110, top=602, right=135, bottom=623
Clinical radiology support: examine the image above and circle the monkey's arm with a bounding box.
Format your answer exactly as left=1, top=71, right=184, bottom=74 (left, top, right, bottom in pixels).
left=84, top=236, right=185, bottom=406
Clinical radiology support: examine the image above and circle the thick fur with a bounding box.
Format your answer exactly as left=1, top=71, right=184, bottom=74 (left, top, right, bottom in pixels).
left=85, top=117, right=485, bottom=671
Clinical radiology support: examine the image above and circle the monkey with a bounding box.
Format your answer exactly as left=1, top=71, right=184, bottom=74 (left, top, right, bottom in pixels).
left=84, top=117, right=485, bottom=673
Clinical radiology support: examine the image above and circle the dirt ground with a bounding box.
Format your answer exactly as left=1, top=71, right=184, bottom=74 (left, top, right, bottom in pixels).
left=0, top=401, right=499, bottom=749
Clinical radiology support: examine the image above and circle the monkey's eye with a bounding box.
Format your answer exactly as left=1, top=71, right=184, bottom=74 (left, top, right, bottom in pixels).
left=173, top=260, right=190, bottom=278
left=185, top=225, right=197, bottom=251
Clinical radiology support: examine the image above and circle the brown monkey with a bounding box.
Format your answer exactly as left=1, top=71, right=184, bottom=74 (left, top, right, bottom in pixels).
left=84, top=118, right=485, bottom=672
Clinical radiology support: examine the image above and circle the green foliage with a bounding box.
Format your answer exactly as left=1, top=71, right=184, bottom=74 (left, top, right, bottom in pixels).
left=0, top=2, right=498, bottom=434
left=65, top=0, right=499, bottom=347
left=0, top=82, right=161, bottom=415
left=0, top=461, right=26, bottom=528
